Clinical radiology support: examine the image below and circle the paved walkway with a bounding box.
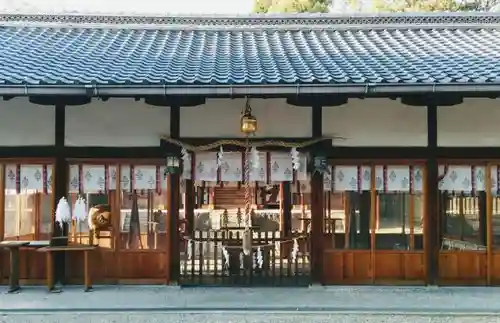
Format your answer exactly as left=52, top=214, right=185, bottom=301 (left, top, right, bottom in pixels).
left=1, top=285, right=500, bottom=314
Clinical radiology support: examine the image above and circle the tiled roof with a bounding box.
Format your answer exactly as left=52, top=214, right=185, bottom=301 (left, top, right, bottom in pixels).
left=0, top=13, right=499, bottom=87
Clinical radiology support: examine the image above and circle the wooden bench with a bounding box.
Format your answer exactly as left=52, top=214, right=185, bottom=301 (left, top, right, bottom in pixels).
left=0, top=240, right=51, bottom=293
left=37, top=245, right=96, bottom=293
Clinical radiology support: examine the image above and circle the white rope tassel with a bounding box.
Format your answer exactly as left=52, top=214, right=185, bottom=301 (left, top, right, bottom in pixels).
left=291, top=238, right=299, bottom=262
left=291, top=148, right=300, bottom=171
left=217, top=146, right=224, bottom=168
left=256, top=247, right=263, bottom=269
left=250, top=146, right=260, bottom=170
left=222, top=246, right=230, bottom=267
left=187, top=240, right=193, bottom=260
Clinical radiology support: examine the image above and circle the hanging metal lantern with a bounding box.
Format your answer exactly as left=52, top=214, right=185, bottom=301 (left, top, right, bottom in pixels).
left=240, top=98, right=257, bottom=135
left=164, top=156, right=180, bottom=175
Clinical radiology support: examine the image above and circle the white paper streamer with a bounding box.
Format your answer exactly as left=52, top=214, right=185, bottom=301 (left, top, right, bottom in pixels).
left=217, top=146, right=224, bottom=168
left=291, top=148, right=300, bottom=171
left=181, top=147, right=191, bottom=165
left=291, top=238, right=299, bottom=262
left=256, top=247, right=263, bottom=269
left=55, top=197, right=71, bottom=229
left=239, top=252, right=245, bottom=269
left=250, top=147, right=260, bottom=170
left=187, top=240, right=193, bottom=260
left=222, top=246, right=230, bottom=267
left=72, top=196, right=87, bottom=223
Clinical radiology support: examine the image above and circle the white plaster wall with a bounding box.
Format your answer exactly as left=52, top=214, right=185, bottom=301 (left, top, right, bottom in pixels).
left=65, top=98, right=170, bottom=146
left=438, top=99, right=500, bottom=147
left=322, top=99, right=427, bottom=147
left=180, top=99, right=312, bottom=138
left=0, top=98, right=55, bottom=146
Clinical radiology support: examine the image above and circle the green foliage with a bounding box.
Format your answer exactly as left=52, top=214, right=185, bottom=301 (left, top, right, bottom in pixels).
left=253, top=0, right=332, bottom=13
left=371, top=0, right=500, bottom=12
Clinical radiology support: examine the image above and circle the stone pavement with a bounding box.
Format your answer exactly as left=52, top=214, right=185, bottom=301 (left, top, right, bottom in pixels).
left=0, top=285, right=500, bottom=315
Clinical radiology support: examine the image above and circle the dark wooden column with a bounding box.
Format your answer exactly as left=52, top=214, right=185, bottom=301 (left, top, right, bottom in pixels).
left=425, top=104, right=439, bottom=285
left=184, top=179, right=195, bottom=234
left=279, top=182, right=292, bottom=234
left=167, top=105, right=181, bottom=282
left=310, top=104, right=324, bottom=283
left=52, top=103, right=68, bottom=284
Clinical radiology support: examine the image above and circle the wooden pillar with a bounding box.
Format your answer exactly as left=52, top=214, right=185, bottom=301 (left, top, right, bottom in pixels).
left=279, top=182, right=292, bottom=234
left=0, top=164, right=5, bottom=241
left=184, top=179, right=195, bottom=234
left=485, top=164, right=493, bottom=285
left=424, top=104, right=438, bottom=285
left=167, top=104, right=181, bottom=283
left=310, top=104, right=324, bottom=283
left=52, top=103, right=68, bottom=285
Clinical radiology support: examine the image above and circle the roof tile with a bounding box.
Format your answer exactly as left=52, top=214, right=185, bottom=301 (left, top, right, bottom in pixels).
left=0, top=24, right=499, bottom=85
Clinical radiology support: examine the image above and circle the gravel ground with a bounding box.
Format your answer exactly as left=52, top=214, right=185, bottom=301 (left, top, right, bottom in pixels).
left=1, top=313, right=500, bottom=323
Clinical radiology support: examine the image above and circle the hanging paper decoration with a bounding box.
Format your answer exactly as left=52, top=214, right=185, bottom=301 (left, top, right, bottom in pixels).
left=290, top=148, right=300, bottom=171
left=239, top=252, right=245, bottom=269
left=250, top=147, right=260, bottom=170
left=181, top=147, right=192, bottom=180
left=55, top=197, right=72, bottom=229
left=187, top=240, right=193, bottom=260
left=275, top=241, right=280, bottom=253
left=256, top=247, right=263, bottom=269
left=242, top=228, right=252, bottom=256
left=72, top=196, right=87, bottom=223
left=222, top=246, right=230, bottom=267
left=217, top=146, right=224, bottom=169
left=291, top=238, right=299, bottom=262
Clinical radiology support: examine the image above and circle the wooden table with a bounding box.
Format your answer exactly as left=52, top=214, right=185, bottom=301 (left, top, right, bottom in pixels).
left=37, top=245, right=96, bottom=293
left=0, top=241, right=29, bottom=293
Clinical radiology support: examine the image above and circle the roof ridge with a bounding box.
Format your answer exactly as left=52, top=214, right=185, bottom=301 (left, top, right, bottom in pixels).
left=1, top=12, right=500, bottom=27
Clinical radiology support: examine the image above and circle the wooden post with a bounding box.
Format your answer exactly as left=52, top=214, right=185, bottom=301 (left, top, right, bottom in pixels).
left=167, top=104, right=181, bottom=284
left=0, top=164, right=5, bottom=241
left=344, top=193, right=350, bottom=249
left=370, top=165, right=377, bottom=283
left=279, top=182, right=292, bottom=234
left=184, top=179, right=195, bottom=235
left=113, top=164, right=121, bottom=252
left=409, top=189, right=415, bottom=250
left=52, top=103, right=68, bottom=286
left=486, top=164, right=493, bottom=285
left=310, top=170, right=324, bottom=283
left=424, top=104, right=438, bottom=285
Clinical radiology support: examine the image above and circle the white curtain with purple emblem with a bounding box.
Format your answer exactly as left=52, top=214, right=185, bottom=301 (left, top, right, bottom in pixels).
left=270, top=152, right=293, bottom=182
left=194, top=152, right=218, bottom=182
left=220, top=152, right=243, bottom=182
